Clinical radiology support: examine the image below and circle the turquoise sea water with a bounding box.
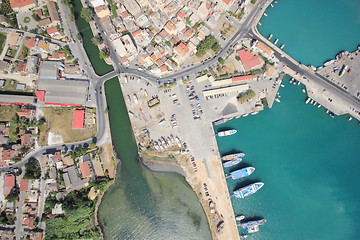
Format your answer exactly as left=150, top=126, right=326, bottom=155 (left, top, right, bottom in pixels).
left=258, top=0, right=360, bottom=67
left=214, top=76, right=360, bottom=239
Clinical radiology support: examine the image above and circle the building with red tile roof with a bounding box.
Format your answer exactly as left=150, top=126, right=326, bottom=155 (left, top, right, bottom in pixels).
left=2, top=149, right=15, bottom=161
left=232, top=75, right=253, bottom=82
left=160, top=65, right=168, bottom=73
left=10, top=0, right=36, bottom=11
left=174, top=42, right=190, bottom=58
left=23, top=37, right=37, bottom=48
left=20, top=179, right=29, bottom=192
left=47, top=1, right=60, bottom=22
left=237, top=49, right=261, bottom=71
left=4, top=174, right=15, bottom=195
left=72, top=109, right=85, bottom=129
left=79, top=162, right=92, bottom=178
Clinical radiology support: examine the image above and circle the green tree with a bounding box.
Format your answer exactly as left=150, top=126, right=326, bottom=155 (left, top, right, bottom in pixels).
left=218, top=58, right=225, bottom=65
left=69, top=12, right=75, bottom=21
left=5, top=191, right=18, bottom=202
left=80, top=8, right=93, bottom=22
left=24, top=160, right=41, bottom=179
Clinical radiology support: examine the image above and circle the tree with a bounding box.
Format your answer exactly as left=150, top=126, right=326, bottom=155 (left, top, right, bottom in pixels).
left=99, top=49, right=110, bottom=59
left=218, top=58, right=225, bottom=65
left=5, top=191, right=18, bottom=202
left=80, top=8, right=93, bottom=22
left=69, top=13, right=75, bottom=21
left=91, top=36, right=103, bottom=45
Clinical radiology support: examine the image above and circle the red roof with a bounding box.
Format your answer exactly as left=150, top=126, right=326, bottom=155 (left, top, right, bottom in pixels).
left=35, top=90, right=46, bottom=102
left=20, top=179, right=29, bottom=192
left=0, top=161, right=6, bottom=167
left=10, top=0, right=35, bottom=9
left=79, top=162, right=92, bottom=178
left=237, top=49, right=261, bottom=71
left=222, top=0, right=232, bottom=5
left=2, top=150, right=15, bottom=160
left=232, top=75, right=253, bottom=82
left=4, top=174, right=15, bottom=195
left=72, top=109, right=85, bottom=129
left=54, top=151, right=61, bottom=162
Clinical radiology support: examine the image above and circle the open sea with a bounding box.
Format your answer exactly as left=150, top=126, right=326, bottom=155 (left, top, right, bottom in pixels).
left=214, top=0, right=360, bottom=239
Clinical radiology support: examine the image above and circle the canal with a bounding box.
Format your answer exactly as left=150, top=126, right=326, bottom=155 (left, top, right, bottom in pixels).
left=72, top=0, right=212, bottom=239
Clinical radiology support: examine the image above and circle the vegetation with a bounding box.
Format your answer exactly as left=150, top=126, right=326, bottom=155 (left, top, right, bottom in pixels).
left=59, top=46, right=73, bottom=60
left=5, top=191, right=19, bottom=202
left=24, top=160, right=41, bottom=179
left=196, top=35, right=220, bottom=57
left=108, top=0, right=118, bottom=17
left=6, top=48, right=17, bottom=58
left=91, top=36, right=103, bottom=45
left=0, top=0, right=18, bottom=27
left=251, top=0, right=257, bottom=3
left=23, top=16, right=31, bottom=23
left=61, top=0, right=73, bottom=8
left=237, top=90, right=256, bottom=103
left=19, top=45, right=29, bottom=59
left=218, top=58, right=225, bottom=65
left=0, top=212, right=14, bottom=225
left=228, top=8, right=245, bottom=20
left=42, top=5, right=49, bottom=17
left=99, top=49, right=110, bottom=59
left=80, top=8, right=94, bottom=22
left=0, top=105, right=19, bottom=121
left=0, top=33, right=6, bottom=54
left=32, top=13, right=40, bottom=21
left=45, top=188, right=100, bottom=240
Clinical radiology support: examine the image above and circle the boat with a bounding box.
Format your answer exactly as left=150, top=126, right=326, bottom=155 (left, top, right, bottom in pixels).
left=310, top=99, right=314, bottom=104
left=217, top=129, right=237, bottom=137
left=230, top=167, right=255, bottom=180
left=349, top=117, right=353, bottom=121
left=318, top=104, right=322, bottom=108
left=305, top=98, right=311, bottom=104
left=281, top=84, right=285, bottom=87
left=242, top=113, right=249, bottom=117
left=302, top=89, right=306, bottom=93
left=274, top=39, right=279, bottom=45
left=263, top=13, right=268, bottom=16
left=233, top=182, right=264, bottom=198
left=280, top=44, right=285, bottom=49
left=270, top=3, right=274, bottom=7
left=214, top=118, right=228, bottom=126
left=289, top=77, right=294, bottom=84
left=275, top=98, right=281, bottom=103
left=223, top=158, right=242, bottom=168
left=313, top=101, right=317, bottom=106
left=268, top=34, right=273, bottom=40
left=297, top=81, right=301, bottom=85
left=326, top=109, right=330, bottom=114
left=236, top=215, right=246, bottom=221
left=240, top=235, right=248, bottom=239
left=222, top=153, right=245, bottom=161
left=239, top=219, right=267, bottom=229
left=251, top=111, right=259, bottom=115
left=258, top=22, right=262, bottom=26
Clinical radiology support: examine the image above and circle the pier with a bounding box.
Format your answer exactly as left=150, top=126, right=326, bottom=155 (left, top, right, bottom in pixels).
left=250, top=26, right=360, bottom=121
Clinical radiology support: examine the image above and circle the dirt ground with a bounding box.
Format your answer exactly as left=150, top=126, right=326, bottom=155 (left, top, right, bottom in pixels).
left=0, top=105, right=18, bottom=121
left=100, top=142, right=116, bottom=179
left=42, top=107, right=96, bottom=143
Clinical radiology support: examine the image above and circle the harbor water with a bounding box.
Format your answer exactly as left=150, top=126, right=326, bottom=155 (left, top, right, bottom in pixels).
left=214, top=75, right=360, bottom=239
left=258, top=0, right=360, bottom=67
left=98, top=79, right=211, bottom=240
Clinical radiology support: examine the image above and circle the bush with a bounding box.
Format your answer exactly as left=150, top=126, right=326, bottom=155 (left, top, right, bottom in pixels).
left=237, top=90, right=256, bottom=103
left=196, top=35, right=220, bottom=57
left=80, top=8, right=94, bottom=22
left=24, top=160, right=41, bottom=179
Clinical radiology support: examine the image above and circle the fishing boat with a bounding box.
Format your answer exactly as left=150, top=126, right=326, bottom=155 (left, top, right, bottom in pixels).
left=222, top=153, right=245, bottom=161
left=274, top=39, right=279, bottom=45
left=318, top=104, right=322, bottom=108
left=280, top=44, right=285, bottom=49
left=233, top=182, right=264, bottom=198
left=236, top=215, right=246, bottom=221
left=214, top=118, right=228, bottom=126
left=305, top=98, right=311, bottom=104
left=268, top=34, right=273, bottom=40
left=326, top=109, right=330, bottom=114
left=275, top=98, right=281, bottom=103
left=229, top=167, right=255, bottom=180
left=217, top=129, right=237, bottom=137
left=223, top=158, right=242, bottom=168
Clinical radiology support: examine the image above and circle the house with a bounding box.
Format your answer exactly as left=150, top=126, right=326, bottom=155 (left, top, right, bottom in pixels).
left=164, top=21, right=177, bottom=36
left=10, top=0, right=36, bottom=12
left=17, top=107, right=36, bottom=119
left=174, top=42, right=190, bottom=58
left=20, top=179, right=29, bottom=192
left=2, top=149, right=15, bottom=161
left=37, top=40, right=50, bottom=52
left=89, top=0, right=106, bottom=8
left=20, top=133, right=33, bottom=147
left=38, top=18, right=52, bottom=27
left=3, top=174, right=15, bottom=195
left=79, top=161, right=93, bottom=179
left=237, top=49, right=262, bottom=71
left=23, top=37, right=37, bottom=48
left=46, top=26, right=61, bottom=38
left=47, top=1, right=60, bottom=23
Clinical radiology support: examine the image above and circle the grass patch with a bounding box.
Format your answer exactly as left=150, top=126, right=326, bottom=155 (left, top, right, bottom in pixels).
left=23, top=16, right=30, bottom=23
left=0, top=79, right=32, bottom=92
left=6, top=48, right=17, bottom=58
left=0, top=33, right=6, bottom=55
left=42, top=108, right=96, bottom=143
left=18, top=45, right=29, bottom=60
left=0, top=105, right=19, bottom=121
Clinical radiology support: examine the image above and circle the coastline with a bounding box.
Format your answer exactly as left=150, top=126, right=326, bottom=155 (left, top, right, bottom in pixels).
left=140, top=155, right=186, bottom=177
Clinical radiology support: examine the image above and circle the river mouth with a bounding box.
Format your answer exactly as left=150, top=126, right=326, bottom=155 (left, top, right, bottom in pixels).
left=97, top=78, right=211, bottom=239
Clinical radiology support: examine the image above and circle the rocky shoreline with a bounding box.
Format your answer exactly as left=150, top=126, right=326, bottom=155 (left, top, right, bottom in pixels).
left=140, top=155, right=185, bottom=176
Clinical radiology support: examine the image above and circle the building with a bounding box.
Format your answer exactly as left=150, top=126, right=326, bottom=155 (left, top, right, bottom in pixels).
left=89, top=0, right=106, bottom=8
left=237, top=49, right=261, bottom=71
left=47, top=1, right=60, bottom=23
left=72, top=109, right=85, bottom=129
left=254, top=41, right=274, bottom=58
left=2, top=149, right=15, bottom=161
left=10, top=0, right=36, bottom=12
left=79, top=161, right=93, bottom=179
left=46, top=26, right=61, bottom=38
left=202, top=83, right=249, bottom=97
left=39, top=61, right=60, bottom=80
left=3, top=174, right=15, bottom=195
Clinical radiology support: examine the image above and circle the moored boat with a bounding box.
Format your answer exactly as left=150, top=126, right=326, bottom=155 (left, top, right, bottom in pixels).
left=233, top=182, right=264, bottom=198
left=236, top=215, right=245, bottom=221
left=217, top=129, right=237, bottom=137
left=221, top=153, right=245, bottom=161
left=214, top=118, right=228, bottom=126
left=230, top=167, right=255, bottom=180
left=223, top=158, right=242, bottom=168
left=239, top=219, right=266, bottom=229
left=305, top=98, right=311, bottom=104
left=275, top=98, right=281, bottom=103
